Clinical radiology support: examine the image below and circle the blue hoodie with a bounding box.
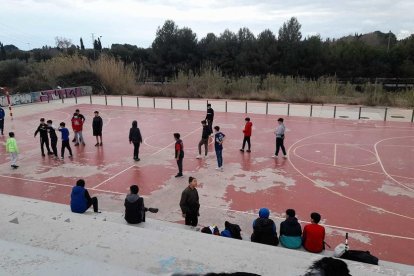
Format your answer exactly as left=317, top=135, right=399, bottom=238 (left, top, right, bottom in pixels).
left=253, top=208, right=276, bottom=234
left=0, top=107, right=5, bottom=119
left=71, top=186, right=87, bottom=213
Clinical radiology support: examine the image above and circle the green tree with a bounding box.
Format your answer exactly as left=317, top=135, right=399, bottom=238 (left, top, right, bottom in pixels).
left=0, top=42, right=6, bottom=60
left=80, top=38, right=85, bottom=50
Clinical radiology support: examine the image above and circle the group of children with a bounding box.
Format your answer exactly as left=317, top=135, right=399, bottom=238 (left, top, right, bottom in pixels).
left=3, top=108, right=104, bottom=168
left=173, top=104, right=287, bottom=177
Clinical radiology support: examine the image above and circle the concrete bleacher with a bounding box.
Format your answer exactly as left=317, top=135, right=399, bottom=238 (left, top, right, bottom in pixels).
left=0, top=194, right=412, bottom=276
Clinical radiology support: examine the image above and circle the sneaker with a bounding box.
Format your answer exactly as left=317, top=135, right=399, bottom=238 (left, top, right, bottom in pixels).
left=69, top=155, right=73, bottom=158
left=42, top=153, right=46, bottom=157
left=272, top=155, right=278, bottom=158
left=240, top=149, right=244, bottom=152
left=99, top=142, right=103, bottom=146
left=72, top=138, right=76, bottom=143
left=74, top=143, right=79, bottom=146
left=175, top=173, right=183, bottom=178
left=47, top=152, right=54, bottom=155
left=196, top=155, right=202, bottom=159
left=61, top=156, right=64, bottom=160
left=148, top=208, right=159, bottom=213
left=247, top=149, right=251, bottom=153
left=215, top=167, right=222, bottom=171
left=283, top=155, right=288, bottom=159
left=95, top=143, right=99, bottom=147
left=82, top=142, right=86, bottom=146
left=203, top=155, right=208, bottom=159
left=14, top=165, right=19, bottom=169
left=134, top=158, right=140, bottom=161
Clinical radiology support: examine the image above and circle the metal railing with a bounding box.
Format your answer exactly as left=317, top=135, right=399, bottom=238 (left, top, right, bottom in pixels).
left=57, top=94, right=414, bottom=123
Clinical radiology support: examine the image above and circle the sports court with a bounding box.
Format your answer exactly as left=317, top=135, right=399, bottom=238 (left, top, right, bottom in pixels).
left=0, top=98, right=413, bottom=265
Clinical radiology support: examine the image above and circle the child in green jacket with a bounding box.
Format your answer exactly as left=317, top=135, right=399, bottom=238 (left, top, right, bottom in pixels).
left=6, top=132, right=19, bottom=169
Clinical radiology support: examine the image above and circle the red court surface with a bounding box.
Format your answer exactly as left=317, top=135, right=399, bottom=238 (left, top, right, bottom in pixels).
left=0, top=103, right=413, bottom=265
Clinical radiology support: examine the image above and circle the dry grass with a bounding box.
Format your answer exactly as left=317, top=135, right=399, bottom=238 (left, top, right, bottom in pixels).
left=38, top=54, right=137, bottom=94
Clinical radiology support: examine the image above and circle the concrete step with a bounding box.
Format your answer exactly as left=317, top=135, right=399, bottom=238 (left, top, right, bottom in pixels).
left=0, top=194, right=412, bottom=276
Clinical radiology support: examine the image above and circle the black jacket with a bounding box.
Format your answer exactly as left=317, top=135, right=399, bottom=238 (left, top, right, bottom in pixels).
left=124, top=194, right=145, bottom=224
left=280, top=217, right=302, bottom=237
left=180, top=186, right=200, bottom=215
left=129, top=127, right=142, bottom=143
left=92, top=116, right=103, bottom=132
left=206, top=108, right=214, bottom=121
left=201, top=125, right=210, bottom=139
left=34, top=123, right=49, bottom=138
left=47, top=126, right=58, bottom=140
left=251, top=218, right=279, bottom=246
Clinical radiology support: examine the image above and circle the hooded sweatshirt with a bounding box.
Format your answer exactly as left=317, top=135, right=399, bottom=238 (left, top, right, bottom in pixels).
left=124, top=194, right=145, bottom=224
left=70, top=185, right=88, bottom=213
left=129, top=123, right=142, bottom=143
left=280, top=216, right=303, bottom=249
left=6, top=138, right=19, bottom=153
left=251, top=208, right=278, bottom=246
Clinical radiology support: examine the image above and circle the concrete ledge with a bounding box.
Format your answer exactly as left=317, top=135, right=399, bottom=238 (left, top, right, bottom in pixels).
left=0, top=194, right=412, bottom=275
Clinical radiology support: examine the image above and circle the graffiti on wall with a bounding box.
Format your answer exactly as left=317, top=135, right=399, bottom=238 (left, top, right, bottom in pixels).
left=0, top=93, right=32, bottom=106
left=34, top=86, right=92, bottom=102
left=0, top=86, right=92, bottom=107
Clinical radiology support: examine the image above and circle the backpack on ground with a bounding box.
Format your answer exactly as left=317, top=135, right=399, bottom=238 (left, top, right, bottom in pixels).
left=336, top=233, right=379, bottom=265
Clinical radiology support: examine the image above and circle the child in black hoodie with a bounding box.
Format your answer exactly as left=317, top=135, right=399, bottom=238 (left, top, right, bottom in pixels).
left=124, top=185, right=158, bottom=224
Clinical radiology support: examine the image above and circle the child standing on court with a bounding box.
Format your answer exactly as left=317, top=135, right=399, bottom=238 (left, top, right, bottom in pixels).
left=6, top=132, right=19, bottom=169
left=273, top=118, right=287, bottom=158
left=214, top=126, right=225, bottom=171
left=47, top=120, right=58, bottom=159
left=174, top=133, right=184, bottom=177
left=71, top=113, right=85, bottom=146
left=92, top=111, right=103, bottom=146
left=34, top=118, right=53, bottom=157
left=58, top=122, right=73, bottom=159
left=196, top=120, right=210, bottom=159
left=240, top=117, right=252, bottom=152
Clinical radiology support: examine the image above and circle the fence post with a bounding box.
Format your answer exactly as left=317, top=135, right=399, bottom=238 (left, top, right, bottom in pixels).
left=75, top=94, right=77, bottom=104
left=384, top=107, right=388, bottom=121
left=187, top=99, right=190, bottom=110
left=170, top=98, right=173, bottom=109
left=105, top=94, right=107, bottom=106
left=411, top=109, right=414, bottom=123
left=137, top=97, right=139, bottom=107
left=266, top=102, right=268, bottom=115
left=121, top=95, right=123, bottom=107
left=153, top=98, right=155, bottom=109
left=89, top=94, right=92, bottom=104
left=225, top=101, right=227, bottom=112
left=245, top=102, right=248, bottom=113
left=310, top=105, right=313, bottom=117
left=287, top=103, right=290, bottom=116
left=358, top=106, right=362, bottom=119
left=333, top=106, right=336, bottom=118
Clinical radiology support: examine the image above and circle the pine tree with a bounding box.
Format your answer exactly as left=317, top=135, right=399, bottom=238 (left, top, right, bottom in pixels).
left=0, top=42, right=6, bottom=60
left=80, top=37, right=85, bottom=50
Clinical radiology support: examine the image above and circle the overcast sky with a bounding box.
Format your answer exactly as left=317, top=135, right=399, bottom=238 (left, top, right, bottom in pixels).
left=1, top=0, right=413, bottom=50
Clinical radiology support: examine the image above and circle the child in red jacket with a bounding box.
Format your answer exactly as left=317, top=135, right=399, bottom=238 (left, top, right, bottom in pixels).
left=303, top=212, right=326, bottom=253
left=71, top=113, right=85, bottom=146
left=240, top=117, right=252, bottom=152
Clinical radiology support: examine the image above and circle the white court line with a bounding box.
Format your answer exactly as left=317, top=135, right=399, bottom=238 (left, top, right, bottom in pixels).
left=91, top=126, right=202, bottom=189
left=203, top=205, right=414, bottom=241
left=374, top=136, right=414, bottom=192
left=333, top=144, right=337, bottom=166
left=0, top=174, right=126, bottom=195
left=293, top=143, right=379, bottom=169
left=287, top=129, right=414, bottom=221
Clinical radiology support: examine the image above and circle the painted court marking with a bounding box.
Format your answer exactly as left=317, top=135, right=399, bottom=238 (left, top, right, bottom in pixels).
left=374, top=136, right=414, bottom=192
left=91, top=126, right=202, bottom=189
left=288, top=129, right=414, bottom=221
